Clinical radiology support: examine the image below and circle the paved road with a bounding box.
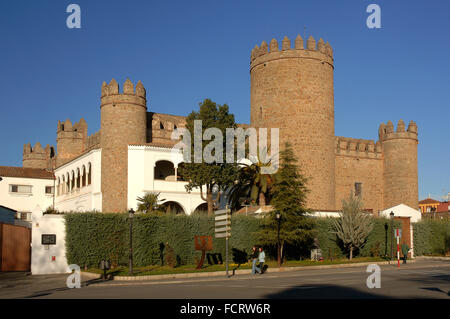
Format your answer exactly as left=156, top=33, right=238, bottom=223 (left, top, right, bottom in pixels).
left=1, top=260, right=449, bottom=299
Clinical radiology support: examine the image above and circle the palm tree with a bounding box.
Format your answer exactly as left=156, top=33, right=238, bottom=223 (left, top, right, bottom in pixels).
left=228, top=158, right=274, bottom=211
left=136, top=192, right=165, bottom=214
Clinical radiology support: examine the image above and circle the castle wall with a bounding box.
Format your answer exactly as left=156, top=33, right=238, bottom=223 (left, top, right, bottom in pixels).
left=250, top=36, right=335, bottom=210
left=20, top=34, right=419, bottom=215
left=335, top=137, right=384, bottom=213
left=147, top=112, right=186, bottom=146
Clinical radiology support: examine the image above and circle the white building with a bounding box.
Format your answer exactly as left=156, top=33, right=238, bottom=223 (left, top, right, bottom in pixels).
left=52, top=145, right=206, bottom=214
left=379, top=203, right=422, bottom=223
left=0, top=166, right=55, bottom=226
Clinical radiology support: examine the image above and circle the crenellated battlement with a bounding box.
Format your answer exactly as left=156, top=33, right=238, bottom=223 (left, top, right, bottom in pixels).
left=85, top=131, right=101, bottom=150
left=250, top=35, right=333, bottom=69
left=23, top=142, right=54, bottom=169
left=335, top=137, right=382, bottom=159
left=379, top=120, right=418, bottom=142
left=23, top=142, right=52, bottom=155
left=100, top=78, right=147, bottom=109
left=57, top=118, right=87, bottom=133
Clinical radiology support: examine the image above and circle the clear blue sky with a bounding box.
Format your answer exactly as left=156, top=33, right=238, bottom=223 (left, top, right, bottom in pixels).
left=0, top=0, right=449, bottom=201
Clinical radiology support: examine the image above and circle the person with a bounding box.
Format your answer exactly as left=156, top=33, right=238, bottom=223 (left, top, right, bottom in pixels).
left=401, top=243, right=410, bottom=264
left=249, top=246, right=258, bottom=275
left=255, top=247, right=266, bottom=274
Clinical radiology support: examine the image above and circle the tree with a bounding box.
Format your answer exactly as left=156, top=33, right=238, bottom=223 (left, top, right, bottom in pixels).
left=227, top=158, right=274, bottom=211
left=136, top=192, right=165, bottom=214
left=333, top=192, right=373, bottom=260
left=178, top=99, right=238, bottom=216
left=257, top=142, right=314, bottom=267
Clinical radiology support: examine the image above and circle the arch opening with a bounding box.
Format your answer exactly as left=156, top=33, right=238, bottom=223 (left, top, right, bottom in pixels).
left=161, top=201, right=185, bottom=215
left=155, top=160, right=175, bottom=181
left=193, top=203, right=208, bottom=216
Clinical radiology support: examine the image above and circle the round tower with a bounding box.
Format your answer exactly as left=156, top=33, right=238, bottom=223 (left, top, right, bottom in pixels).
left=250, top=35, right=335, bottom=210
left=380, top=120, right=419, bottom=209
left=100, top=78, right=147, bottom=212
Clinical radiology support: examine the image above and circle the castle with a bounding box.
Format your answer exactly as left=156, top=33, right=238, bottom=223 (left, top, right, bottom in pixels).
left=20, top=34, right=419, bottom=214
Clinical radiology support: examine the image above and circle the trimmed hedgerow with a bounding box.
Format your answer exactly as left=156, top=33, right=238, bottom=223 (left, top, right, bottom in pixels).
left=64, top=213, right=262, bottom=268
left=313, top=217, right=400, bottom=259
left=64, top=213, right=404, bottom=268
left=413, top=219, right=450, bottom=256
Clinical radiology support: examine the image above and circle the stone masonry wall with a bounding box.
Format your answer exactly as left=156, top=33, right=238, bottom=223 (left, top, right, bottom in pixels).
left=381, top=120, right=419, bottom=210
left=100, top=79, right=147, bottom=212
left=335, top=137, right=384, bottom=214
left=250, top=35, right=335, bottom=210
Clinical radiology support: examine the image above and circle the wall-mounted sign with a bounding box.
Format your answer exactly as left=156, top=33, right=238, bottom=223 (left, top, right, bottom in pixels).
left=42, top=234, right=56, bottom=245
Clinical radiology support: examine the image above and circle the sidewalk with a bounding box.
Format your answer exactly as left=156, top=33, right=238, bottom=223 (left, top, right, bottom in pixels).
left=81, top=259, right=417, bottom=282
left=414, top=256, right=450, bottom=261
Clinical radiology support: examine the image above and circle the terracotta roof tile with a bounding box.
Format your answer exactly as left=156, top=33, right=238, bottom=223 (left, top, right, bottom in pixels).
left=0, top=166, right=54, bottom=180
left=419, top=198, right=441, bottom=205
left=129, top=142, right=177, bottom=149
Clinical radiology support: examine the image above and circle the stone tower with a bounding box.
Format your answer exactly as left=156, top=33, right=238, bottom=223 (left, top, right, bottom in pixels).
left=56, top=118, right=87, bottom=167
left=100, top=78, right=147, bottom=212
left=250, top=35, right=335, bottom=210
left=379, top=120, right=419, bottom=209
left=23, top=142, right=54, bottom=170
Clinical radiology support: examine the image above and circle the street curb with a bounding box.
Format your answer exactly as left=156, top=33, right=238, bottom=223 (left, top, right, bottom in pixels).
left=100, top=260, right=415, bottom=282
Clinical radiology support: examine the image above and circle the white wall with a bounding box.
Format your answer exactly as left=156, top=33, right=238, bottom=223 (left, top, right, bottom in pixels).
left=128, top=145, right=205, bottom=214
left=380, top=204, right=422, bottom=223
left=0, top=176, right=54, bottom=220
left=31, top=205, right=69, bottom=274
left=307, top=211, right=341, bottom=218
left=55, top=149, right=102, bottom=212
left=380, top=204, right=421, bottom=258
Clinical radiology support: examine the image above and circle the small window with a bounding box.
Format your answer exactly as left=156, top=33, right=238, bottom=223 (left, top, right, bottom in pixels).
left=9, top=184, right=32, bottom=194
left=45, top=186, right=54, bottom=194
left=17, top=212, right=31, bottom=221
left=355, top=182, right=362, bottom=197
left=160, top=122, right=165, bottom=129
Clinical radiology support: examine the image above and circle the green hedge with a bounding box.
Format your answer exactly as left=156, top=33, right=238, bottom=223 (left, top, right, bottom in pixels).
left=65, top=213, right=261, bottom=268
left=314, top=217, right=400, bottom=259
left=413, top=219, right=450, bottom=256
left=65, top=213, right=403, bottom=268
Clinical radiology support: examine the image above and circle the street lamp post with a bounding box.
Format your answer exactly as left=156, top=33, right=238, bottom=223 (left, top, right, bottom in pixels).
left=390, top=211, right=394, bottom=262
left=276, top=212, right=281, bottom=267
left=129, top=208, right=135, bottom=275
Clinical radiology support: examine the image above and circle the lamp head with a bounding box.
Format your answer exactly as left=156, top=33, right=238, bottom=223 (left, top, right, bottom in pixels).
left=128, top=208, right=135, bottom=218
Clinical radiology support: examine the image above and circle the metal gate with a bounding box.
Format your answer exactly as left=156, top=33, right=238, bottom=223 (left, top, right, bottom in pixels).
left=0, top=223, right=31, bottom=271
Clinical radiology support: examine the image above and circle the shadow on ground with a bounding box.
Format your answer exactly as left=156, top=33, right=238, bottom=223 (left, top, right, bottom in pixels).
left=22, top=277, right=110, bottom=299
left=264, top=284, right=390, bottom=299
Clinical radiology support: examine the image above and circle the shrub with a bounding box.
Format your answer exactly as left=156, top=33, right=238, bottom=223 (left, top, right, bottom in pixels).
left=65, top=213, right=261, bottom=268
left=413, top=219, right=450, bottom=256
left=64, top=213, right=404, bottom=268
